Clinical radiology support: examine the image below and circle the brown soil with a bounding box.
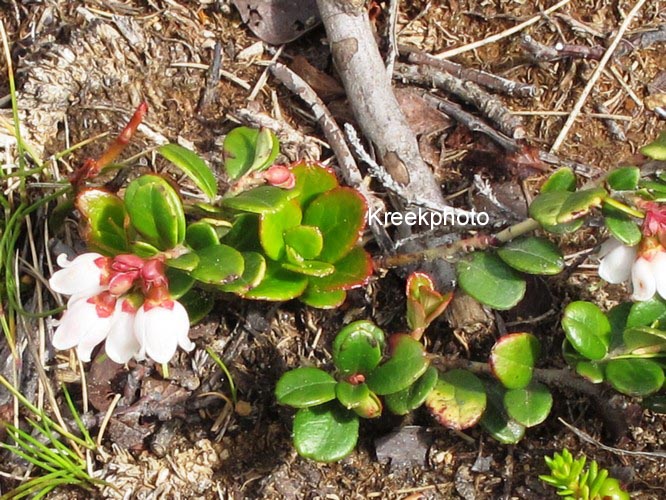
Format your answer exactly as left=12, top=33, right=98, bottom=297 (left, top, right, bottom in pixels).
left=1, top=1, right=665, bottom=499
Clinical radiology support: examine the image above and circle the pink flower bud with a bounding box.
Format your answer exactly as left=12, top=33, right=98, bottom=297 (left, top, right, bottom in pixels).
left=263, top=165, right=295, bottom=189
left=112, top=254, right=145, bottom=273
left=141, top=258, right=168, bottom=288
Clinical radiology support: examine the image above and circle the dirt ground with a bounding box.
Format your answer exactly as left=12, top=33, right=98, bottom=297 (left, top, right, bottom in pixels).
left=1, top=0, right=665, bottom=498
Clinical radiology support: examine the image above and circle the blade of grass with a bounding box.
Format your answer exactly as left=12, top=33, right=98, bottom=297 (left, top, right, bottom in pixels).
left=206, top=347, right=238, bottom=404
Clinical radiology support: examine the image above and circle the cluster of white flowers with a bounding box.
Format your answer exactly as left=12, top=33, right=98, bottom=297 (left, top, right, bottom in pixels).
left=49, top=253, right=193, bottom=364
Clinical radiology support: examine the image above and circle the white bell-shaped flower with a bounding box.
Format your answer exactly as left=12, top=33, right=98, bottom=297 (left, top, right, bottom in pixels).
left=49, top=253, right=110, bottom=300
left=630, top=257, right=657, bottom=301
left=134, top=300, right=193, bottom=364
left=52, top=295, right=115, bottom=362
left=104, top=299, right=141, bottom=364
left=597, top=239, right=637, bottom=284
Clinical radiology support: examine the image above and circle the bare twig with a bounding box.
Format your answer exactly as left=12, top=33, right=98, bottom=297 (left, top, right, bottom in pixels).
left=550, top=0, right=648, bottom=152
left=384, top=0, right=399, bottom=77
left=434, top=0, right=573, bottom=59
left=395, top=62, right=526, bottom=139
left=520, top=34, right=605, bottom=62
left=405, top=48, right=538, bottom=98
left=196, top=40, right=222, bottom=113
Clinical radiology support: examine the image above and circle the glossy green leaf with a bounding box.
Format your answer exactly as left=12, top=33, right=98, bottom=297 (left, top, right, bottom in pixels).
left=125, top=175, right=185, bottom=250
left=223, top=214, right=261, bottom=252
left=627, top=296, right=666, bottom=328
left=642, top=395, right=666, bottom=413
left=130, top=241, right=160, bottom=258
left=275, top=367, right=337, bottom=408
left=561, top=338, right=586, bottom=367
left=223, top=186, right=292, bottom=214
left=622, top=327, right=666, bottom=355
left=384, top=366, right=438, bottom=415
left=284, top=225, right=323, bottom=260
left=292, top=403, right=359, bottom=462
left=76, top=188, right=129, bottom=255
left=504, top=382, right=552, bottom=427
left=332, top=320, right=385, bottom=376
left=178, top=287, right=215, bottom=324
left=425, top=369, right=486, bottom=431
left=300, top=288, right=347, bottom=309
left=556, top=187, right=607, bottom=223
left=490, top=333, right=540, bottom=389
left=541, top=167, right=576, bottom=193
left=282, top=258, right=334, bottom=277
left=479, top=383, right=526, bottom=444
left=307, top=247, right=373, bottom=292
left=217, top=252, right=266, bottom=294
left=352, top=391, right=382, bottom=419
left=529, top=191, right=572, bottom=226
left=406, top=272, right=452, bottom=332
left=575, top=361, right=605, bottom=383
left=166, top=252, right=199, bottom=272
left=562, top=301, right=611, bottom=360
left=303, top=187, right=366, bottom=263
left=223, top=126, right=279, bottom=179
left=640, top=131, right=666, bottom=160
left=497, top=237, right=564, bottom=275
left=190, top=244, right=245, bottom=285
left=158, top=143, right=217, bottom=200
left=166, top=267, right=195, bottom=299
left=607, top=167, right=640, bottom=191
left=242, top=260, right=308, bottom=301
left=291, top=162, right=339, bottom=207
left=602, top=204, right=642, bottom=246
left=335, top=381, right=370, bottom=409
left=605, top=358, right=665, bottom=397
left=608, top=302, right=632, bottom=348
left=259, top=200, right=302, bottom=260
left=186, top=221, right=220, bottom=250
left=366, top=334, right=429, bottom=395
left=457, top=252, right=526, bottom=310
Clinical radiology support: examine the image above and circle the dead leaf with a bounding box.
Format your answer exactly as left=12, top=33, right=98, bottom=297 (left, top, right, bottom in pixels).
left=395, top=88, right=451, bottom=136
left=232, top=0, right=320, bottom=45
left=290, top=56, right=345, bottom=102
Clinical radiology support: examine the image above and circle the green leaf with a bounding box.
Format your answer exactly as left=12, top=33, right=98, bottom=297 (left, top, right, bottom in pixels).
left=178, top=288, right=214, bottom=324
left=186, top=221, right=220, bottom=250
left=605, top=358, right=665, bottom=397
left=332, top=321, right=385, bottom=376
left=640, top=131, right=666, bottom=160
left=291, top=161, right=339, bottom=207
left=504, top=382, right=552, bottom=427
left=223, top=126, right=279, bottom=180
left=223, top=186, right=292, bottom=214
left=406, top=272, right=452, bottom=332
left=384, top=366, right=438, bottom=415
left=76, top=189, right=129, bottom=255
left=642, top=395, right=666, bottom=413
left=456, top=253, right=526, bottom=310
left=284, top=225, right=323, bottom=260
left=627, top=296, right=666, bottom=328
left=490, top=333, right=540, bottom=389
left=607, top=167, right=640, bottom=191
left=575, top=361, right=605, bottom=383
left=602, top=204, right=642, bottom=246
left=556, top=187, right=607, bottom=223
left=622, top=326, right=666, bottom=355
left=217, top=252, right=266, bottom=294
left=242, top=260, right=308, bottom=301
left=366, top=334, right=429, bottom=395
left=190, top=244, right=245, bottom=285
left=425, top=369, right=486, bottom=430
left=303, top=187, right=367, bottom=263
left=223, top=213, right=261, bottom=252
left=529, top=191, right=572, bottom=226
left=275, top=367, right=337, bottom=408
left=541, top=167, right=576, bottom=193
left=497, top=237, right=564, bottom=275
left=335, top=381, right=371, bottom=409
left=282, top=258, right=335, bottom=277
left=300, top=288, right=347, bottom=309
left=293, top=403, right=359, bottom=462
left=166, top=268, right=194, bottom=299
left=479, top=383, right=526, bottom=444
left=306, top=247, right=373, bottom=292
left=562, top=301, right=611, bottom=360
left=158, top=143, right=217, bottom=200
left=259, top=200, right=302, bottom=260
left=124, top=175, right=186, bottom=250
left=166, top=252, right=199, bottom=272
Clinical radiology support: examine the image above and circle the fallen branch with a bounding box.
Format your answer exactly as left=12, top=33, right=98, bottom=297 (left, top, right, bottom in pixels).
left=404, top=48, right=537, bottom=98
left=395, top=62, right=526, bottom=139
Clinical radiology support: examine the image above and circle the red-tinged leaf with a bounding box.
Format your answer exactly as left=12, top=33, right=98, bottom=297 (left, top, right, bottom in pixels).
left=307, top=247, right=373, bottom=292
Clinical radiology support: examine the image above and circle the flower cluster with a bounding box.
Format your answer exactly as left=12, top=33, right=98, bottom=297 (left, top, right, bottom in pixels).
left=49, top=253, right=193, bottom=364
left=598, top=204, right=666, bottom=302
